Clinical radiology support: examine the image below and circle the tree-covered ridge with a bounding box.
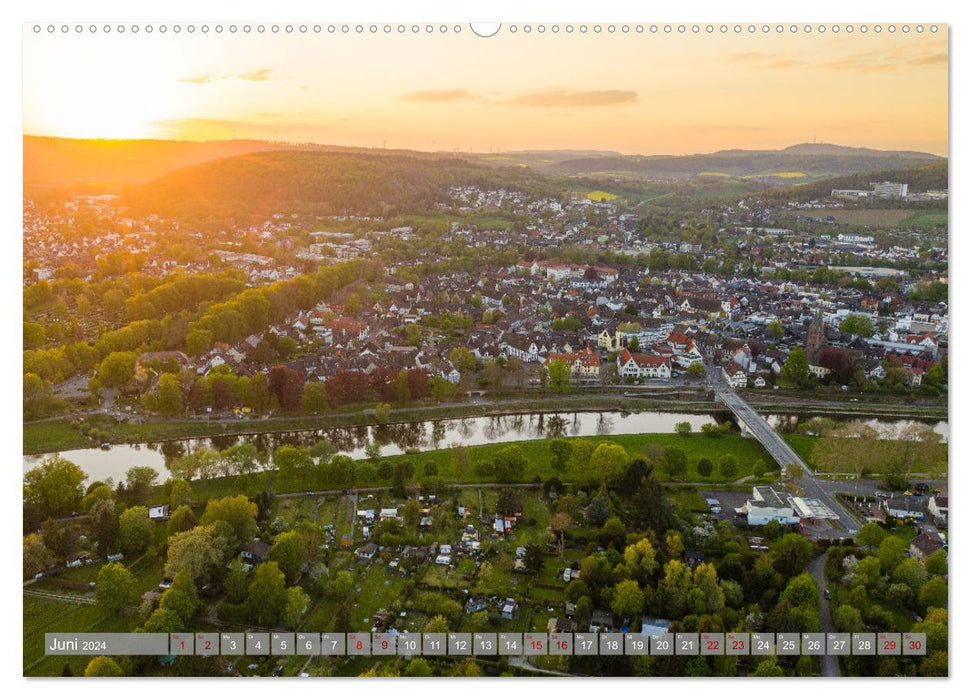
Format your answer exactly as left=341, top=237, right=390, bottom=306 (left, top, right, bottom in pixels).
left=124, top=151, right=567, bottom=221
left=765, top=161, right=948, bottom=204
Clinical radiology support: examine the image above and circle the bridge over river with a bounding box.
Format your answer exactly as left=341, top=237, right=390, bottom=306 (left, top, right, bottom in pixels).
left=710, top=373, right=859, bottom=536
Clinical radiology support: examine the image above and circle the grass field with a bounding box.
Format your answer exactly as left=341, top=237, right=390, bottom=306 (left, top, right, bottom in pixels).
left=161, top=432, right=776, bottom=504
left=23, top=595, right=132, bottom=676
left=812, top=208, right=947, bottom=228
left=900, top=209, right=949, bottom=229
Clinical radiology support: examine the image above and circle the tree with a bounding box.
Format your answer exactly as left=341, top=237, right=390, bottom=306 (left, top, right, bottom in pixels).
left=404, top=658, right=433, bottom=677
left=925, top=549, right=948, bottom=577
left=267, top=365, right=305, bottom=411
left=121, top=466, right=159, bottom=506
left=547, top=359, right=572, bottom=393
left=601, top=516, right=626, bottom=550
left=300, top=382, right=330, bottom=414
left=167, top=505, right=197, bottom=537
left=167, top=478, right=195, bottom=510
left=623, top=538, right=658, bottom=583
left=160, top=569, right=200, bottom=624
left=587, top=443, right=629, bottom=485
left=282, top=586, right=311, bottom=629
left=141, top=607, right=183, bottom=634
left=97, top=351, right=137, bottom=387
left=225, top=559, right=250, bottom=604
left=222, top=444, right=260, bottom=476
left=780, top=573, right=820, bottom=610
left=329, top=570, right=355, bottom=599
left=164, top=524, right=231, bottom=582
left=662, top=446, right=688, bottom=481
left=877, top=536, right=908, bottom=573
left=586, top=494, right=610, bottom=526
left=753, top=659, right=785, bottom=677
left=156, top=373, right=184, bottom=415
left=767, top=320, right=784, bottom=340
left=84, top=657, right=124, bottom=677
left=675, top=421, right=692, bottom=436
left=780, top=347, right=810, bottom=388
left=245, top=562, right=288, bottom=625
left=833, top=604, right=864, bottom=633
left=492, top=445, right=528, bottom=483
left=88, top=498, right=119, bottom=554
left=423, top=615, right=449, bottom=634
left=840, top=314, right=874, bottom=337
left=273, top=446, right=314, bottom=489
left=117, top=506, right=153, bottom=553
left=200, top=495, right=258, bottom=549
left=893, top=558, right=926, bottom=591
left=23, top=372, right=53, bottom=412
left=718, top=454, right=739, bottom=481
left=449, top=347, right=476, bottom=373
left=611, top=579, right=644, bottom=618
left=23, top=533, right=55, bottom=579
left=688, top=361, right=706, bottom=377
left=773, top=534, right=812, bottom=576
left=752, top=459, right=767, bottom=480
left=658, top=560, right=693, bottom=618
left=918, top=578, right=948, bottom=612
left=270, top=531, right=308, bottom=584
left=96, top=562, right=136, bottom=612
left=23, top=456, right=87, bottom=518
left=24, top=321, right=46, bottom=350
left=696, top=458, right=713, bottom=478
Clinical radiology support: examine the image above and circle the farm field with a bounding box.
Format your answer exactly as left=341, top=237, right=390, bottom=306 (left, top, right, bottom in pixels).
left=811, top=208, right=947, bottom=228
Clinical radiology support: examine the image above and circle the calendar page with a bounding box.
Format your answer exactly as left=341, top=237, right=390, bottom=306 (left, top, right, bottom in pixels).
left=20, top=14, right=948, bottom=681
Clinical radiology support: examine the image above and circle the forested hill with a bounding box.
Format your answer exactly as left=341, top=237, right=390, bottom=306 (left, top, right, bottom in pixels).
left=544, top=143, right=944, bottom=181
left=764, top=161, right=948, bottom=203
left=124, top=150, right=566, bottom=221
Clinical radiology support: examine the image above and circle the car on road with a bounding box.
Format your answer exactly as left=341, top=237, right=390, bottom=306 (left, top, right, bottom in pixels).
left=824, top=589, right=831, bottom=600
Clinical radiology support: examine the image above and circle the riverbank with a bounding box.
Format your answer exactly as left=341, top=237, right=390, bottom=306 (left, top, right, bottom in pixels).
left=23, top=391, right=946, bottom=455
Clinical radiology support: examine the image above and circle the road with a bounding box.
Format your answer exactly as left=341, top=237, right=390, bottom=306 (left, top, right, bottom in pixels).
left=809, top=553, right=840, bottom=678
left=709, top=371, right=858, bottom=535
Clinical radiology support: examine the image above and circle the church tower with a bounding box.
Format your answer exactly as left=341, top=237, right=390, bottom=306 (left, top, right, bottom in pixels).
left=806, top=309, right=825, bottom=360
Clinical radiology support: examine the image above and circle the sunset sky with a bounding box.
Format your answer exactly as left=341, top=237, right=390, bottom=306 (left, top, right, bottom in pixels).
left=22, top=26, right=948, bottom=155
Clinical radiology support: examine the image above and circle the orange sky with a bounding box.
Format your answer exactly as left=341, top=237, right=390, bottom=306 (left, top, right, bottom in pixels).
left=22, top=26, right=948, bottom=155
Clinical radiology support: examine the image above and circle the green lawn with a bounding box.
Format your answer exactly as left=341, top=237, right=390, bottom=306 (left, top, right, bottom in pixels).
left=22, top=421, right=90, bottom=453
left=900, top=209, right=948, bottom=229
left=23, top=594, right=133, bottom=676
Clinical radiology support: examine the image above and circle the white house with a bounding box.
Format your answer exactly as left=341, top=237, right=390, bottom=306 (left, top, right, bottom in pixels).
left=745, top=486, right=799, bottom=526
left=617, top=348, right=672, bottom=379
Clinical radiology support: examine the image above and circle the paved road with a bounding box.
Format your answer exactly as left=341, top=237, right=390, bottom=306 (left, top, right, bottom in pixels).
left=809, top=553, right=840, bottom=678
left=710, top=374, right=858, bottom=535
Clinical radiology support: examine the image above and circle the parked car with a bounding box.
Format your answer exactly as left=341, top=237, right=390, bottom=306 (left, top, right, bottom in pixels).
left=824, top=589, right=831, bottom=600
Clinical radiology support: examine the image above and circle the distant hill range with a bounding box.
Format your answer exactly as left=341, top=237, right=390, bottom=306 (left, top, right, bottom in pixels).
left=23, top=135, right=458, bottom=190
left=530, top=143, right=944, bottom=181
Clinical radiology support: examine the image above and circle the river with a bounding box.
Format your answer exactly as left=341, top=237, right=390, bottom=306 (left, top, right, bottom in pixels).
left=22, top=410, right=947, bottom=485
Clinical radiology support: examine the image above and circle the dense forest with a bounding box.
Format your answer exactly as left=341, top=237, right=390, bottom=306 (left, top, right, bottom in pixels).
left=124, top=151, right=569, bottom=221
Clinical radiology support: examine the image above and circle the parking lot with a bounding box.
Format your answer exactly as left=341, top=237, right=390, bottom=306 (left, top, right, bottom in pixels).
left=699, top=490, right=749, bottom=521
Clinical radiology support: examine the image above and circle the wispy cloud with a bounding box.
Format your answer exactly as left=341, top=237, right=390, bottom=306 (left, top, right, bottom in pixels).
left=727, top=40, right=946, bottom=73
left=236, top=68, right=274, bottom=82
left=398, top=89, right=477, bottom=103
left=180, top=75, right=215, bottom=84
left=824, top=44, right=948, bottom=72
left=179, top=68, right=278, bottom=84
left=727, top=52, right=805, bottom=70
left=501, top=89, right=638, bottom=108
